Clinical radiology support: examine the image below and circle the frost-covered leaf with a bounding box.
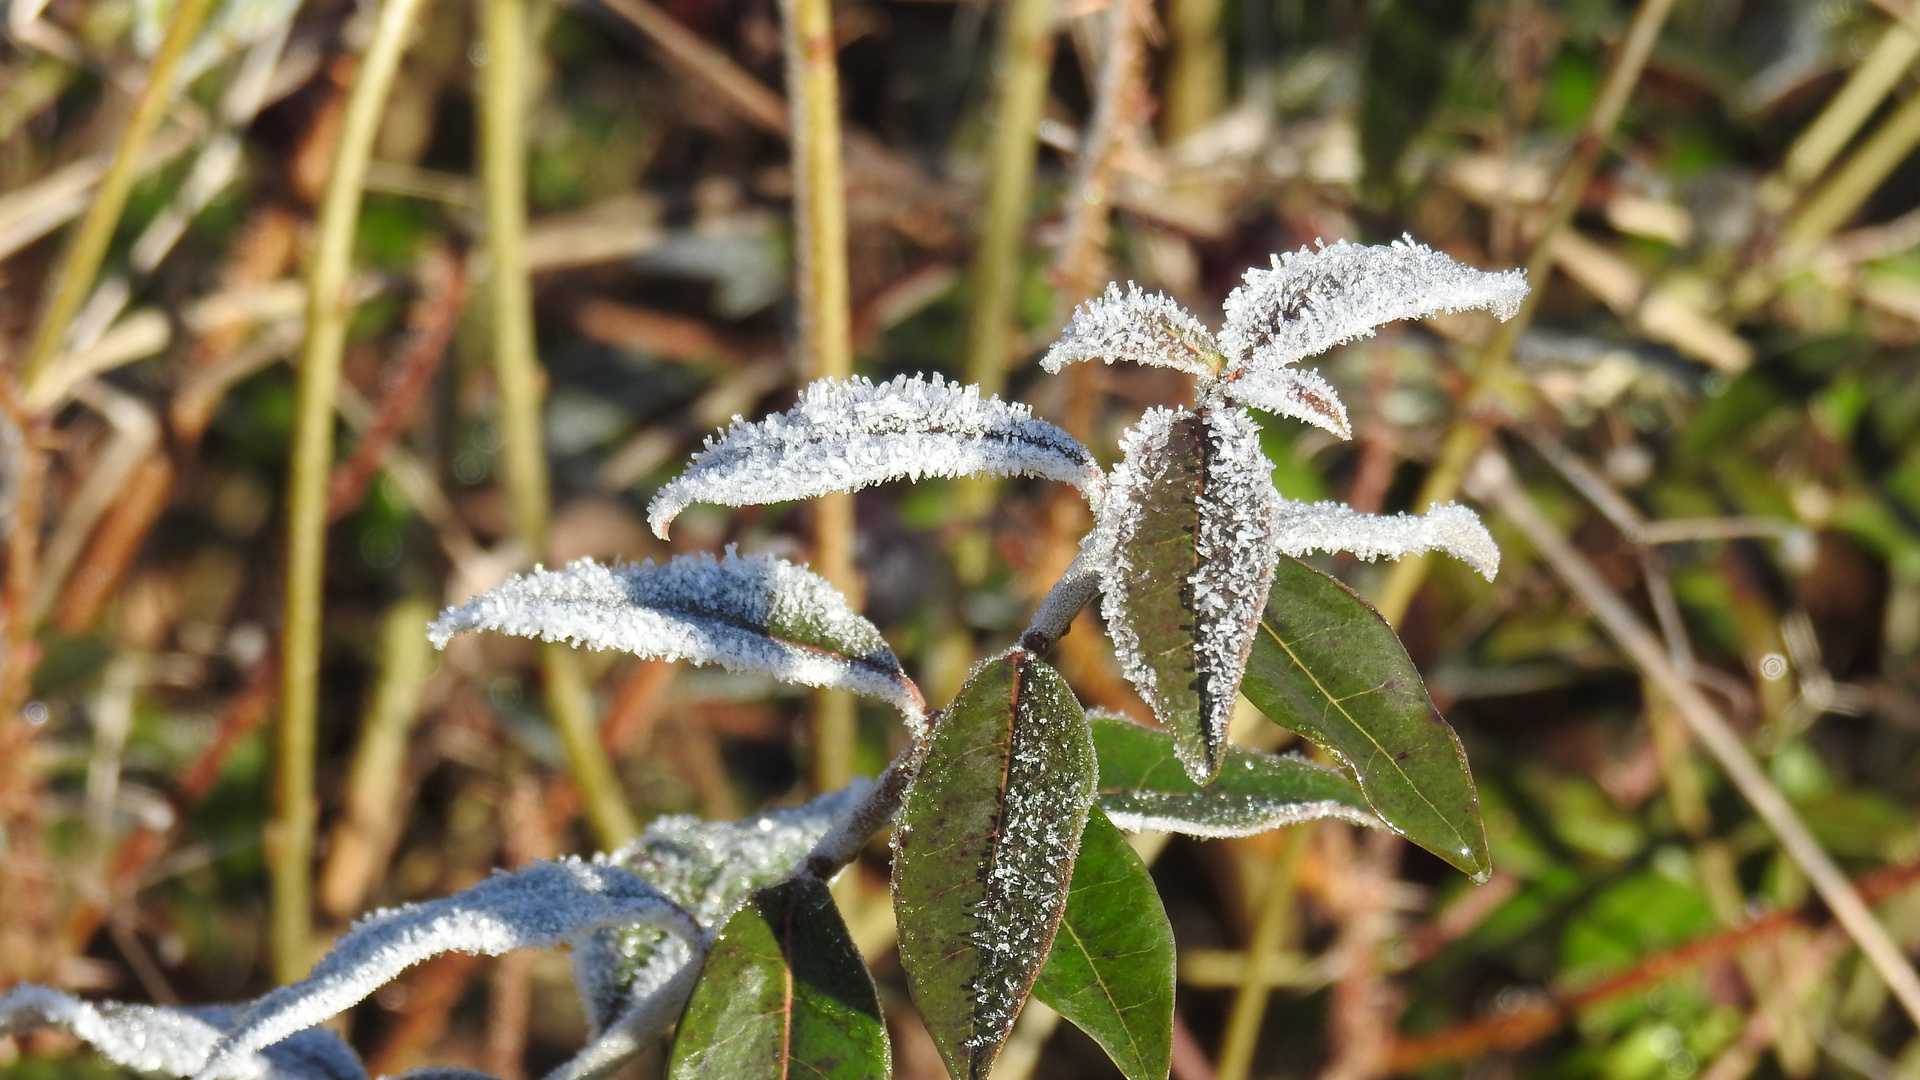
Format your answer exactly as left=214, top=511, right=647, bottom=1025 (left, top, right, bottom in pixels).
left=1099, top=406, right=1280, bottom=785
left=1031, top=808, right=1174, bottom=1080
left=1271, top=500, right=1499, bottom=579
left=1042, top=283, right=1222, bottom=379
left=197, top=861, right=698, bottom=1078
left=1217, top=237, right=1528, bottom=371
left=429, top=552, right=921, bottom=716
left=571, top=784, right=871, bottom=1036
left=1090, top=711, right=1378, bottom=837
left=1211, top=363, right=1351, bottom=440
left=892, top=650, right=1095, bottom=1080
left=1242, top=556, right=1490, bottom=880
left=647, top=374, right=1101, bottom=536
left=0, top=985, right=365, bottom=1080
left=667, top=875, right=890, bottom=1080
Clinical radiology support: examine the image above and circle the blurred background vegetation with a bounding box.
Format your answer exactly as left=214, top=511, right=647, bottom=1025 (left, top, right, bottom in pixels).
left=3, top=0, right=1920, bottom=1076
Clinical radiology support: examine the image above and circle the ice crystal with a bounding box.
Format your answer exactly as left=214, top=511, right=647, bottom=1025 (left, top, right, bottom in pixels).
left=1102, top=795, right=1378, bottom=838
left=1271, top=500, right=1500, bottom=579
left=647, top=373, right=1101, bottom=537
left=960, top=661, right=1092, bottom=1056
left=1042, top=282, right=1221, bottom=378
left=572, top=783, right=870, bottom=1033
left=1098, top=407, right=1281, bottom=783
left=1217, top=237, right=1529, bottom=370
left=0, top=986, right=363, bottom=1080
left=428, top=550, right=920, bottom=715
left=196, top=860, right=696, bottom=1078
left=1210, top=362, right=1352, bottom=439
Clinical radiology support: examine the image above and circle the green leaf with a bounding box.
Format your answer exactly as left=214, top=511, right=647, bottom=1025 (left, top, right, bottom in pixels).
left=892, top=650, right=1095, bottom=1080
left=667, top=875, right=890, bottom=1080
left=1101, top=406, right=1280, bottom=785
left=1090, top=712, right=1378, bottom=837
left=1033, top=807, right=1175, bottom=1080
left=1241, top=555, right=1491, bottom=881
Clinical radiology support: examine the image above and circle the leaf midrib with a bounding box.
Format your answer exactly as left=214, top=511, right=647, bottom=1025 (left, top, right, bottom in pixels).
left=1256, top=618, right=1463, bottom=850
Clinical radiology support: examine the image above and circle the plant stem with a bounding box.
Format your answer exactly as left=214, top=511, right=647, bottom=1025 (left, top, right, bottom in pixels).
left=274, top=0, right=430, bottom=986
left=1162, top=0, right=1225, bottom=142
left=962, top=0, right=1055, bottom=405
left=1373, top=0, right=1677, bottom=626
left=480, top=0, right=639, bottom=849
left=1468, top=447, right=1920, bottom=1030
left=1778, top=88, right=1920, bottom=256
left=1215, top=824, right=1309, bottom=1080
left=19, top=0, right=217, bottom=394
left=780, top=0, right=860, bottom=793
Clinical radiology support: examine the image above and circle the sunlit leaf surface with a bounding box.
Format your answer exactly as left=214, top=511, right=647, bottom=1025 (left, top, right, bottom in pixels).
left=667, top=875, right=890, bottom=1080
left=1032, top=809, right=1175, bottom=1080
left=892, top=651, right=1095, bottom=1080
left=1090, top=712, right=1378, bottom=837
left=1241, top=555, right=1490, bottom=880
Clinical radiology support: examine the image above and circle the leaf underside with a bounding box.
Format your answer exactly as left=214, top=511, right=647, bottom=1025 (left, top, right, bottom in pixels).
left=667, top=875, right=890, bottom=1080
left=1240, top=555, right=1491, bottom=880
left=1089, top=712, right=1379, bottom=837
left=574, top=784, right=870, bottom=1036
left=892, top=651, right=1095, bottom=1080
left=647, top=373, right=1100, bottom=536
left=428, top=552, right=919, bottom=714
left=1032, top=808, right=1175, bottom=1080
left=1102, top=406, right=1279, bottom=785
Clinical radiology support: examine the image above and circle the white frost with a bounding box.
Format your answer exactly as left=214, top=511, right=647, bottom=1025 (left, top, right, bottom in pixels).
left=0, top=985, right=364, bottom=1080
left=572, top=783, right=870, bottom=1034
left=1098, top=407, right=1282, bottom=783
left=1210, top=363, right=1352, bottom=440
left=428, top=551, right=920, bottom=715
left=1271, top=500, right=1500, bottom=579
left=1102, top=798, right=1380, bottom=838
left=647, top=373, right=1101, bottom=537
left=196, top=861, right=697, bottom=1080
left=1042, top=282, right=1221, bottom=378
left=1217, top=237, right=1528, bottom=370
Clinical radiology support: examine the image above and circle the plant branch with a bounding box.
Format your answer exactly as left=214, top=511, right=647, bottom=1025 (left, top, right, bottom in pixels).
left=274, top=0, right=431, bottom=987
left=803, top=745, right=921, bottom=879
left=1373, top=0, right=1678, bottom=625
left=19, top=0, right=217, bottom=392
left=1465, top=446, right=1920, bottom=1030
left=1019, top=549, right=1103, bottom=654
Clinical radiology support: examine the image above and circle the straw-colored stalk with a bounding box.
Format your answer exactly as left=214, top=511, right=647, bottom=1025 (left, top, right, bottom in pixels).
left=20, top=0, right=218, bottom=392
left=274, top=0, right=432, bottom=985
left=481, top=0, right=640, bottom=849
left=780, top=0, right=861, bottom=793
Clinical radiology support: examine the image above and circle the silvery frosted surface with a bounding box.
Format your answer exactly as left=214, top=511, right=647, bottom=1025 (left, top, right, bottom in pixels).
left=1043, top=282, right=1221, bottom=378
left=428, top=551, right=917, bottom=714
left=1096, top=407, right=1280, bottom=777
left=647, top=373, right=1100, bottom=536
left=1271, top=500, right=1501, bottom=579
left=1211, top=362, right=1352, bottom=439
left=572, top=782, right=870, bottom=1033
left=1218, top=237, right=1529, bottom=370
left=1102, top=793, right=1380, bottom=837
left=199, top=860, right=692, bottom=1078
left=1096, top=407, right=1186, bottom=720
left=0, top=986, right=364, bottom=1080
left=1185, top=407, right=1283, bottom=774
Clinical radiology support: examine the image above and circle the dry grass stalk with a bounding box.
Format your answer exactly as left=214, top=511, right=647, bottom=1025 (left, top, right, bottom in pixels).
left=1374, top=0, right=1681, bottom=625
left=275, top=0, right=435, bottom=985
